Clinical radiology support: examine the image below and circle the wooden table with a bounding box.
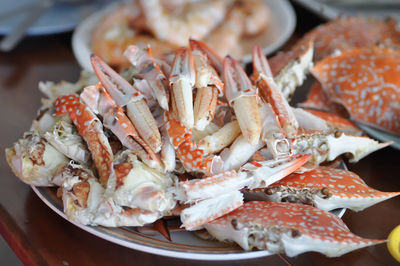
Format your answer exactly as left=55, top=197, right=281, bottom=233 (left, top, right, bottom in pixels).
left=1, top=3, right=399, bottom=266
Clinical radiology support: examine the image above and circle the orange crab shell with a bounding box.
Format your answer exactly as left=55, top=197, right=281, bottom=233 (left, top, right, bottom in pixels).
left=312, top=47, right=400, bottom=134
left=207, top=201, right=385, bottom=246
left=273, top=166, right=400, bottom=201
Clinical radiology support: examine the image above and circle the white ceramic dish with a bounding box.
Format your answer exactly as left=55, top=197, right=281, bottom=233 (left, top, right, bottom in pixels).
left=72, top=0, right=296, bottom=71
left=31, top=186, right=345, bottom=261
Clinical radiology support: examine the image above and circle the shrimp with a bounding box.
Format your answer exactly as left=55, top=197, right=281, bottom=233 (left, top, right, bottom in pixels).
left=139, top=0, right=231, bottom=46
left=237, top=0, right=270, bottom=36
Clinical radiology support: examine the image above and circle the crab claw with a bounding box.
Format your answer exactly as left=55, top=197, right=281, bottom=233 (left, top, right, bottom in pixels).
left=80, top=85, right=161, bottom=169
left=259, top=103, right=291, bottom=158
left=6, top=131, right=69, bottom=186
left=247, top=166, right=400, bottom=212
left=293, top=131, right=390, bottom=164
left=252, top=45, right=298, bottom=138
left=169, top=47, right=196, bottom=128
left=91, top=54, right=162, bottom=154
left=62, top=163, right=161, bottom=226
left=180, top=191, right=243, bottom=231
left=189, top=39, right=223, bottom=75
left=55, top=94, right=114, bottom=187
left=239, top=154, right=310, bottom=189
left=204, top=201, right=385, bottom=256
left=223, top=56, right=261, bottom=145
left=124, top=45, right=169, bottom=110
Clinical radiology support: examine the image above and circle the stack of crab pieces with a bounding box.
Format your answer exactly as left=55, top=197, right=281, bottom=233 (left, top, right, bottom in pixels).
left=5, top=31, right=400, bottom=257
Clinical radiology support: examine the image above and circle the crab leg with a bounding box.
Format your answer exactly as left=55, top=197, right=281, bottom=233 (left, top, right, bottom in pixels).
left=246, top=166, right=400, bottom=212
left=54, top=94, right=114, bottom=187
left=252, top=45, right=298, bottom=138
left=80, top=85, right=161, bottom=170
left=169, top=48, right=196, bottom=128
left=124, top=45, right=169, bottom=110
left=223, top=56, right=261, bottom=145
left=204, top=201, right=385, bottom=257
left=239, top=154, right=310, bottom=189
left=91, top=54, right=162, bottom=153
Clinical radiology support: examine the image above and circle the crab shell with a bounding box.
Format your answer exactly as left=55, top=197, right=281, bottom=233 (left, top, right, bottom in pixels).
left=5, top=131, right=69, bottom=186
left=312, top=47, right=400, bottom=134
left=283, top=16, right=400, bottom=63
left=245, top=166, right=400, bottom=212
left=204, top=201, right=385, bottom=257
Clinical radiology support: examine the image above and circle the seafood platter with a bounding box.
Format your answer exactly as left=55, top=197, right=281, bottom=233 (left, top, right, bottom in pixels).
left=6, top=14, right=400, bottom=260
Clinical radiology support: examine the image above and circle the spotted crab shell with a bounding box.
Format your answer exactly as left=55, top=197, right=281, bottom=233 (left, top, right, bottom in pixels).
left=312, top=47, right=400, bottom=134
left=245, top=166, right=400, bottom=211
left=204, top=201, right=385, bottom=257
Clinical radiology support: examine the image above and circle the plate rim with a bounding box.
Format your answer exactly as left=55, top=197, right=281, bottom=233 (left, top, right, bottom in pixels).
left=71, top=0, right=297, bottom=72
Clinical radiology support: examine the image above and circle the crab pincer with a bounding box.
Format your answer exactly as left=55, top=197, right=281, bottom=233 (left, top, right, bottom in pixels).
left=169, top=47, right=196, bottom=128
left=204, top=201, right=385, bottom=256
left=124, top=45, right=169, bottom=110
left=190, top=41, right=223, bottom=130
left=91, top=54, right=162, bottom=153
left=189, top=39, right=223, bottom=75
left=246, top=166, right=400, bottom=212
left=54, top=94, right=114, bottom=187
left=80, top=85, right=161, bottom=169
left=252, top=45, right=298, bottom=138
left=223, top=56, right=261, bottom=145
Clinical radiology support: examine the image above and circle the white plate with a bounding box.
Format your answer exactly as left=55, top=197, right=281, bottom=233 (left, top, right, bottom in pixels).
left=0, top=0, right=111, bottom=36
left=31, top=186, right=345, bottom=261
left=72, top=0, right=296, bottom=71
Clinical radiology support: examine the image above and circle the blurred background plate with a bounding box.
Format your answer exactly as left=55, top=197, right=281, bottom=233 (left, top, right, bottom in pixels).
left=72, top=0, right=296, bottom=71
left=0, top=0, right=111, bottom=36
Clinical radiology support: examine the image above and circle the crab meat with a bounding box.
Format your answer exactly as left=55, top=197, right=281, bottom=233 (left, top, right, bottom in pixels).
left=312, top=47, right=400, bottom=134
left=124, top=45, right=169, bottom=110
left=293, top=131, right=390, bottom=164
left=239, top=154, right=310, bottom=189
left=5, top=131, right=69, bottom=186
left=252, top=45, right=299, bottom=138
left=198, top=120, right=241, bottom=155
left=245, top=166, right=400, bottom=212
left=54, top=94, right=114, bottom=187
left=169, top=47, right=196, bottom=128
left=91, top=54, right=162, bottom=153
left=204, top=201, right=385, bottom=256
left=62, top=163, right=161, bottom=226
left=180, top=190, right=243, bottom=231
left=80, top=84, right=161, bottom=169
left=223, top=56, right=261, bottom=145
left=111, top=151, right=176, bottom=213
left=292, top=107, right=329, bottom=132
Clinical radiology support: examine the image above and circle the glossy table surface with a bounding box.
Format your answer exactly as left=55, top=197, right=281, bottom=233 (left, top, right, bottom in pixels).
left=1, top=3, right=399, bottom=266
